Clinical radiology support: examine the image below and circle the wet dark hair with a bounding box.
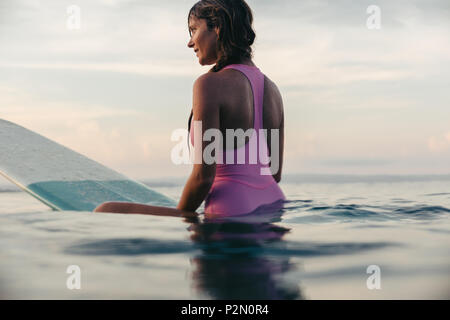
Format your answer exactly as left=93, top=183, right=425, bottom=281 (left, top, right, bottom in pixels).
left=187, top=0, right=256, bottom=143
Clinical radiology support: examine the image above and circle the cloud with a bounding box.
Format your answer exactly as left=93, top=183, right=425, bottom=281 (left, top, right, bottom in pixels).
left=0, top=61, right=201, bottom=77
left=428, top=133, right=450, bottom=153
left=319, top=158, right=394, bottom=167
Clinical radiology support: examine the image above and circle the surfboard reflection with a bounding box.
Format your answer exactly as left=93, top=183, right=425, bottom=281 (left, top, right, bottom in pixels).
left=187, top=212, right=303, bottom=300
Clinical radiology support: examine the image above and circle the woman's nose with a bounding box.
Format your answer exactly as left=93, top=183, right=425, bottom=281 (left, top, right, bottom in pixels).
left=187, top=38, right=194, bottom=48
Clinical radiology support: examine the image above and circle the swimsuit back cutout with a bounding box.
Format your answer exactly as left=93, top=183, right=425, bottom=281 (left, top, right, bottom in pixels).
left=189, top=64, right=285, bottom=216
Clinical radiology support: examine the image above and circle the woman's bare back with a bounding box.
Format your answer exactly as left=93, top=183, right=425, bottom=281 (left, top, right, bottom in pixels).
left=214, top=67, right=284, bottom=152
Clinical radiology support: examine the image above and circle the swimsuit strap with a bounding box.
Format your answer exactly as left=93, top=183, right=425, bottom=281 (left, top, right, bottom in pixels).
left=222, top=64, right=264, bottom=131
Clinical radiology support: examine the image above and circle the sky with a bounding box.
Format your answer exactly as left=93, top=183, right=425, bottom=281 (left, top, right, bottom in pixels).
left=0, top=0, right=449, bottom=179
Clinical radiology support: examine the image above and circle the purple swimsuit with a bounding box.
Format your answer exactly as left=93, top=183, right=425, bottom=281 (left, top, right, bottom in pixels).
left=190, top=64, right=285, bottom=217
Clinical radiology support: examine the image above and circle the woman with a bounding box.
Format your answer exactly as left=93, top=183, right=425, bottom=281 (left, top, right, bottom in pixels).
left=95, top=0, right=285, bottom=217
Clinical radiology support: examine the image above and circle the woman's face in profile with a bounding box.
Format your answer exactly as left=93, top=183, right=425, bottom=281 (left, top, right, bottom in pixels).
left=188, top=16, right=219, bottom=66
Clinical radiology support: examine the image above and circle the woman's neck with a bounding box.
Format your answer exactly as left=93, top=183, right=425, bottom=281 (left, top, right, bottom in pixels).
left=236, top=58, right=256, bottom=67
left=210, top=59, right=256, bottom=73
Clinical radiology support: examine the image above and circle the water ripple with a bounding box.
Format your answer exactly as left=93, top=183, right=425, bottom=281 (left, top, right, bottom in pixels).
left=265, top=241, right=396, bottom=257
left=65, top=238, right=197, bottom=256
left=295, top=203, right=450, bottom=221
left=392, top=205, right=450, bottom=217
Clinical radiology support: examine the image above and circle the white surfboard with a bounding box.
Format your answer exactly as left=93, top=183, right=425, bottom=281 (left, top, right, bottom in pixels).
left=0, top=119, right=176, bottom=211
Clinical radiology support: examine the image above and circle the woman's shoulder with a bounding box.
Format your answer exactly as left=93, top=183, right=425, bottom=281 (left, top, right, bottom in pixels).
left=193, top=70, right=239, bottom=98
left=194, top=71, right=219, bottom=86
left=264, top=74, right=283, bottom=102
left=192, top=72, right=224, bottom=99
left=195, top=68, right=236, bottom=84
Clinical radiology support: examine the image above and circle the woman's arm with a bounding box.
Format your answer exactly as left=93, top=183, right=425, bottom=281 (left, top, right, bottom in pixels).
left=273, top=106, right=284, bottom=183
left=177, top=164, right=215, bottom=212
left=94, top=201, right=197, bottom=218
left=265, top=81, right=284, bottom=183
left=177, top=73, right=221, bottom=212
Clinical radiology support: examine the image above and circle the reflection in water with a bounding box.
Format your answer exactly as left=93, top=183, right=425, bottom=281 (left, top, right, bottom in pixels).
left=187, top=211, right=303, bottom=300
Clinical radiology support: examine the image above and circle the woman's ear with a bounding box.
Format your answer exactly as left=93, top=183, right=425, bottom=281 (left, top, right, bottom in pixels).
left=214, top=26, right=220, bottom=39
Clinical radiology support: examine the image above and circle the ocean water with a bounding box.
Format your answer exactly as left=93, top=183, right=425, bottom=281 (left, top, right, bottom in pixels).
left=0, top=175, right=449, bottom=299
